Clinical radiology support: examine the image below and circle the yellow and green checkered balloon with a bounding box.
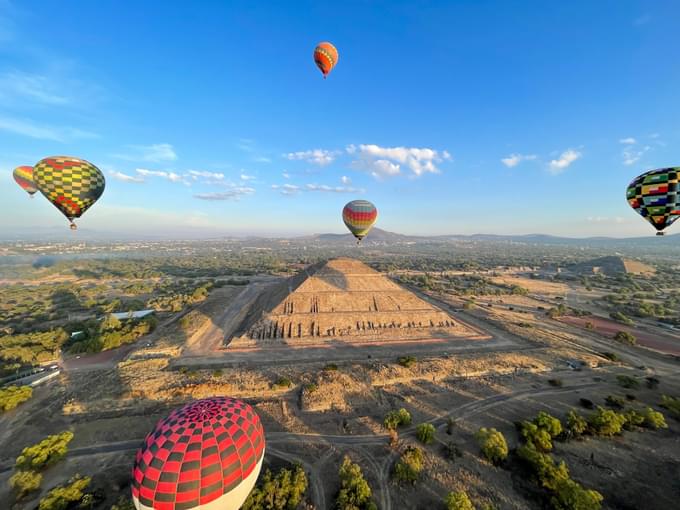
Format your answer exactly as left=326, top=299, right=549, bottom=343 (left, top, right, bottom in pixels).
left=33, top=156, right=105, bottom=229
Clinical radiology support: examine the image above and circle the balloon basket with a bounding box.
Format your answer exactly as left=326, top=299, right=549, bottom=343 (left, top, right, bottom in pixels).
left=69, top=222, right=78, bottom=231
left=656, top=231, right=665, bottom=236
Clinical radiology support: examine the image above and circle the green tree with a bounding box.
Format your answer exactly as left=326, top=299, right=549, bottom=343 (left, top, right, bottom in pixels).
left=335, top=456, right=377, bottom=510
left=445, top=491, right=474, bottom=510
left=416, top=423, right=436, bottom=444
left=565, top=410, right=587, bottom=438
left=384, top=408, right=411, bottom=430
left=521, top=421, right=554, bottom=452
left=660, top=395, right=680, bottom=420
left=0, top=385, right=33, bottom=412
left=641, top=407, right=667, bottom=429
left=587, top=407, right=626, bottom=437
left=551, top=478, right=603, bottom=510
left=614, top=330, right=636, bottom=345
left=100, top=314, right=121, bottom=331
left=622, top=409, right=645, bottom=430
left=241, top=464, right=307, bottom=510
left=393, top=446, right=424, bottom=484
left=38, top=474, right=90, bottom=510
left=9, top=469, right=42, bottom=499
left=475, top=427, right=508, bottom=464
left=517, top=444, right=570, bottom=492
left=15, top=431, right=74, bottom=471
left=534, top=411, right=563, bottom=438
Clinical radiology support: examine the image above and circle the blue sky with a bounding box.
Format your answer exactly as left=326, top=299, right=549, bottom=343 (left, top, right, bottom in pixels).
left=1, top=0, right=679, bottom=237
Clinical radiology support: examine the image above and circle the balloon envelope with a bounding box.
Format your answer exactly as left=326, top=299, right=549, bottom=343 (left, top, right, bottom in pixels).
left=13, top=166, right=37, bottom=196
left=626, top=167, right=680, bottom=234
left=313, top=41, right=338, bottom=78
left=32, top=156, right=105, bottom=226
left=343, top=199, right=378, bottom=241
left=132, top=397, right=265, bottom=510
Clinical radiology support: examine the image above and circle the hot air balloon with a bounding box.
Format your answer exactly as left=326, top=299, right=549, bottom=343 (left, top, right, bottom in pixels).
left=343, top=199, right=377, bottom=244
left=13, top=166, right=38, bottom=197
left=313, top=42, right=338, bottom=79
left=32, top=156, right=105, bottom=230
left=131, top=397, right=265, bottom=510
left=626, top=167, right=680, bottom=236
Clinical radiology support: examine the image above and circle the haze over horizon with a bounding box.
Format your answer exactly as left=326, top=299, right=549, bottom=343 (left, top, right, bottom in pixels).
left=1, top=1, right=679, bottom=238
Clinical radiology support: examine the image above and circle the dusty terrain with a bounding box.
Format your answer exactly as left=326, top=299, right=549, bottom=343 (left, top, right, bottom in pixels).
left=1, top=261, right=679, bottom=509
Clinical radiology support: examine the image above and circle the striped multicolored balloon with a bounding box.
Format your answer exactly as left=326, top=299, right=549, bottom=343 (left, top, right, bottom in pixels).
left=626, top=167, right=680, bottom=235
left=313, top=41, right=338, bottom=79
left=343, top=199, right=377, bottom=243
left=13, top=166, right=38, bottom=197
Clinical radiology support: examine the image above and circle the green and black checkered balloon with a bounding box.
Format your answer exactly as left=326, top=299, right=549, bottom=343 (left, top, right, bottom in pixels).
left=33, top=156, right=105, bottom=224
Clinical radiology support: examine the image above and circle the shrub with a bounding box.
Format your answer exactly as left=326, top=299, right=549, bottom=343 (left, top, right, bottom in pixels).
left=242, top=464, right=307, bottom=510
left=324, top=363, right=339, bottom=371
left=565, top=410, right=587, bottom=438
left=445, top=491, right=474, bottom=510
left=393, top=447, right=424, bottom=484
left=16, top=431, right=74, bottom=471
left=534, top=411, right=563, bottom=438
left=304, top=383, right=318, bottom=393
left=446, top=417, right=455, bottom=435
left=584, top=321, right=595, bottom=330
left=622, top=409, right=645, bottom=430
left=548, top=378, right=563, bottom=387
left=610, top=312, right=633, bottom=325
left=641, top=407, right=667, bottom=430
left=384, top=408, right=411, bottom=430
left=521, top=421, right=553, bottom=452
left=416, top=423, right=436, bottom=444
left=211, top=369, right=222, bottom=377
left=600, top=352, right=619, bottom=362
left=579, top=398, right=595, bottom=410
left=38, top=474, right=90, bottom=510
left=397, top=356, right=417, bottom=368
left=614, top=330, right=636, bottom=345
left=517, top=443, right=570, bottom=492
left=660, top=395, right=680, bottom=420
left=273, top=377, right=293, bottom=389
left=476, top=427, right=508, bottom=463
left=443, top=441, right=462, bottom=461
left=625, top=393, right=636, bottom=401
left=588, top=407, right=626, bottom=437
left=0, top=385, right=33, bottom=412
left=10, top=470, right=42, bottom=499
left=646, top=377, right=660, bottom=390
left=605, top=395, right=625, bottom=410
left=551, top=478, right=603, bottom=510
left=335, top=456, right=377, bottom=510
left=616, top=375, right=640, bottom=389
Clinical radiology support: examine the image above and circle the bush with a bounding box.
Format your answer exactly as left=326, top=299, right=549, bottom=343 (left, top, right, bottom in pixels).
left=616, top=375, right=640, bottom=389
left=614, top=330, right=636, bottom=345
left=534, top=411, right=563, bottom=438
left=548, top=378, right=563, bottom=387
left=10, top=470, right=42, bottom=499
left=521, top=421, right=554, bottom=452
left=610, top=312, right=633, bottom=325
left=393, top=446, right=424, bottom=484
left=660, top=395, right=680, bottom=420
left=551, top=478, right=603, bottom=510
left=584, top=321, right=595, bottom=330
left=304, top=383, right=318, bottom=393
left=646, top=377, right=660, bottom=389
left=416, top=423, right=436, bottom=444
left=623, top=409, right=645, bottom=430
left=211, top=369, right=222, bottom=377
left=443, top=441, right=462, bottom=461
left=517, top=443, right=570, bottom=492
left=445, top=491, right=474, bottom=510
left=588, top=407, right=626, bottom=437
left=16, top=431, right=74, bottom=471
left=397, top=356, right=417, bottom=368
left=641, top=407, right=667, bottom=430
left=600, top=352, right=619, bottom=362
left=579, top=398, right=595, bottom=410
left=242, top=464, right=308, bottom=510
left=0, top=385, right=33, bottom=412
left=273, top=377, right=293, bottom=389
left=384, top=408, right=411, bottom=430
left=335, top=456, right=377, bottom=510
left=38, top=474, right=90, bottom=510
left=476, top=427, right=508, bottom=464
left=324, top=363, right=339, bottom=371
left=605, top=395, right=625, bottom=410
left=565, top=410, right=587, bottom=438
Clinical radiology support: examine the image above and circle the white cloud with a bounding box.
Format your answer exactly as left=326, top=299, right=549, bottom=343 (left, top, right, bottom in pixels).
left=272, top=184, right=301, bottom=195
left=648, top=133, right=660, bottom=139
left=347, top=144, right=449, bottom=178
left=0, top=71, right=69, bottom=105
left=0, top=115, right=97, bottom=141
left=548, top=149, right=581, bottom=174
left=304, top=183, right=364, bottom=193
left=240, top=173, right=256, bottom=181
left=587, top=216, right=625, bottom=224
left=253, top=156, right=271, bottom=163
left=622, top=145, right=650, bottom=166
left=193, top=187, right=255, bottom=201
left=115, top=143, right=177, bottom=163
left=285, top=149, right=339, bottom=166
left=136, top=168, right=186, bottom=183
left=619, top=137, right=636, bottom=145
left=188, top=170, right=224, bottom=180
left=501, top=153, right=537, bottom=168
left=109, top=170, right=144, bottom=183
left=341, top=175, right=351, bottom=185
left=282, top=172, right=291, bottom=179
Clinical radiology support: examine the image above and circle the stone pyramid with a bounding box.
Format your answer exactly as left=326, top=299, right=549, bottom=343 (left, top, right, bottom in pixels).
left=230, top=258, right=460, bottom=346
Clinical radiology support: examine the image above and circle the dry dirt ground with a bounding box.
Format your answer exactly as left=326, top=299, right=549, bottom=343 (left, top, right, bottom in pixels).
left=1, top=279, right=679, bottom=509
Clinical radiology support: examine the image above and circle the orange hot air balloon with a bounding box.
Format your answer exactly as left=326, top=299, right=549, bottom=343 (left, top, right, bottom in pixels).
left=313, top=42, right=338, bottom=79
left=13, top=166, right=38, bottom=197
